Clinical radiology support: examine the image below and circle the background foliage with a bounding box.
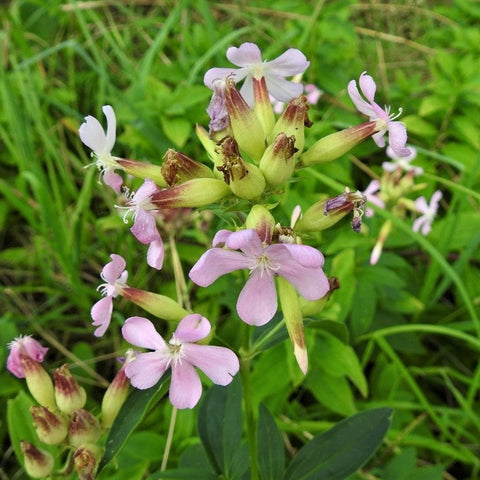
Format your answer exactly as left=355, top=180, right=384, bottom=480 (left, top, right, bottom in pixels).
left=1, top=0, right=480, bottom=479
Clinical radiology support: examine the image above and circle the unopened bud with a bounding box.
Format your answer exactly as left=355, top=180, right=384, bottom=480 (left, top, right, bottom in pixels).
left=30, top=405, right=68, bottom=445
left=116, top=158, right=167, bottom=187
left=252, top=76, right=275, bottom=137
left=224, top=77, right=266, bottom=161
left=21, top=441, right=54, bottom=479
left=54, top=364, right=87, bottom=415
left=161, top=149, right=215, bottom=187
left=216, top=137, right=265, bottom=200
left=245, top=205, right=275, bottom=243
left=69, top=409, right=102, bottom=448
left=73, top=443, right=103, bottom=480
left=259, top=132, right=297, bottom=186
left=21, top=355, right=56, bottom=409
left=301, top=121, right=376, bottom=166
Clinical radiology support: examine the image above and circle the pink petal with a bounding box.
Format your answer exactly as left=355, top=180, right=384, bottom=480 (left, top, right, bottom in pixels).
left=22, top=337, right=48, bottom=362
left=372, top=130, right=387, bottom=148
left=347, top=79, right=375, bottom=117
left=267, top=48, right=309, bottom=76
left=387, top=121, right=410, bottom=157
left=174, top=314, right=211, bottom=343
left=264, top=76, right=304, bottom=102
left=212, top=229, right=234, bottom=247
left=364, top=179, right=381, bottom=196
left=358, top=72, right=377, bottom=105
left=170, top=362, right=202, bottom=409
left=431, top=190, right=442, bottom=209
left=226, top=42, right=262, bottom=67
left=414, top=196, right=429, bottom=214
left=103, top=169, right=123, bottom=194
left=122, top=316, right=167, bottom=351
left=269, top=243, right=324, bottom=268
left=79, top=115, right=107, bottom=153
left=236, top=270, right=277, bottom=326
left=204, top=67, right=245, bottom=88
left=125, top=351, right=169, bottom=389
left=102, top=105, right=116, bottom=153
left=91, top=296, right=113, bottom=337
left=131, top=209, right=159, bottom=244
left=184, top=344, right=239, bottom=385
left=189, top=248, right=252, bottom=287
left=147, top=238, right=164, bottom=270
left=225, top=229, right=263, bottom=256
left=102, top=254, right=126, bottom=284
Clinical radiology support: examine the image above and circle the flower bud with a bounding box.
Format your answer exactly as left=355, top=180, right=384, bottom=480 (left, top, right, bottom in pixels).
left=224, top=77, right=266, bottom=161
left=259, top=132, right=297, bottom=186
left=7, top=335, right=48, bottom=379
left=69, top=409, right=102, bottom=448
left=54, top=364, right=87, bottom=415
left=161, top=149, right=215, bottom=187
left=116, top=158, right=167, bottom=187
left=121, top=287, right=189, bottom=321
left=269, top=95, right=311, bottom=156
left=21, top=355, right=56, bottom=409
left=73, top=443, right=103, bottom=480
left=20, top=441, right=54, bottom=479
left=252, top=76, right=275, bottom=137
left=300, top=121, right=377, bottom=166
left=30, top=405, right=68, bottom=445
left=195, top=124, right=224, bottom=170
left=150, top=178, right=231, bottom=208
left=216, top=137, right=266, bottom=200
left=245, top=205, right=275, bottom=243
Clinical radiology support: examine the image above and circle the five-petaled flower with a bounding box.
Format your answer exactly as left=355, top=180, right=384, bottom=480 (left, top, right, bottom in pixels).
left=120, top=179, right=164, bottom=270
left=122, top=315, right=239, bottom=409
left=7, top=336, right=48, bottom=378
left=204, top=42, right=310, bottom=108
left=413, top=190, right=442, bottom=236
left=91, top=254, right=128, bottom=337
left=348, top=72, right=411, bottom=158
left=79, top=105, right=123, bottom=193
left=383, top=146, right=423, bottom=176
left=189, top=228, right=329, bottom=326
left=363, top=180, right=385, bottom=218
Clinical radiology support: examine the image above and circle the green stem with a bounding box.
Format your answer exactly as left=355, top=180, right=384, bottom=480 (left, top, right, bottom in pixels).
left=240, top=323, right=259, bottom=480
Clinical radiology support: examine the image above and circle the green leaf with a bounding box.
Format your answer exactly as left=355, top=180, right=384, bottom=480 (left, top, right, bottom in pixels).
left=350, top=279, right=377, bottom=336
left=98, top=379, right=169, bottom=472
left=283, top=407, right=393, bottom=480
left=197, top=376, right=243, bottom=478
left=160, top=116, right=191, bottom=148
left=257, top=404, right=285, bottom=480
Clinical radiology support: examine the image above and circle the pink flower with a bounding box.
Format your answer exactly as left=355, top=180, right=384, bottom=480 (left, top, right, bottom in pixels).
left=79, top=105, right=123, bottom=193
left=189, top=229, right=329, bottom=326
left=120, top=179, right=164, bottom=270
left=272, top=82, right=322, bottom=114
left=348, top=72, right=411, bottom=158
left=413, top=190, right=442, bottom=236
left=383, top=146, right=422, bottom=175
left=122, top=315, right=239, bottom=409
left=91, top=254, right=128, bottom=337
left=204, top=42, right=309, bottom=107
left=363, top=180, right=385, bottom=218
left=7, top=336, right=48, bottom=378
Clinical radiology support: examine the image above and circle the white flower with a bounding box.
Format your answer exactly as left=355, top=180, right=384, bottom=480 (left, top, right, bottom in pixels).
left=413, top=190, right=442, bottom=235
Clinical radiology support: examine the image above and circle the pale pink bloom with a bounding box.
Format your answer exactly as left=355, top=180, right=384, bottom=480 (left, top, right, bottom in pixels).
left=272, top=82, right=322, bottom=114
left=363, top=180, right=385, bottom=218
left=122, top=315, right=239, bottom=409
left=348, top=72, right=411, bottom=158
left=120, top=179, right=164, bottom=270
left=206, top=79, right=230, bottom=133
left=7, top=336, right=48, bottom=378
left=204, top=42, right=309, bottom=107
left=189, top=229, right=329, bottom=326
left=91, top=254, right=128, bottom=337
left=413, top=190, right=442, bottom=236
left=383, top=146, right=423, bottom=175
left=79, top=105, right=123, bottom=193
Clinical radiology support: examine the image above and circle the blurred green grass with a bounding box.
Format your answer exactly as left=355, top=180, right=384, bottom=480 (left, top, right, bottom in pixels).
left=1, top=0, right=480, bottom=479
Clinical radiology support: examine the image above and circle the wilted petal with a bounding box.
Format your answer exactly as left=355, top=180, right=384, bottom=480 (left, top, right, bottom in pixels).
left=125, top=351, right=169, bottom=389
left=122, top=316, right=167, bottom=351
left=22, top=337, right=49, bottom=362
left=174, top=314, right=211, bottom=343
left=147, top=238, right=164, bottom=270
left=184, top=344, right=239, bottom=385
left=170, top=362, right=202, bottom=409
left=236, top=270, right=277, bottom=325
left=91, top=297, right=113, bottom=337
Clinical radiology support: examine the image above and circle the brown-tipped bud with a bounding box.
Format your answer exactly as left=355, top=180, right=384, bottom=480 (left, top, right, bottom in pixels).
left=224, top=77, right=266, bottom=162
left=21, top=355, right=56, bottom=410
left=216, top=137, right=266, bottom=200
left=54, top=364, right=87, bottom=415
left=73, top=443, right=103, bottom=480
left=245, top=205, right=275, bottom=243
left=269, top=95, right=310, bottom=156
left=259, top=132, right=297, bottom=186
left=253, top=76, right=275, bottom=137
left=21, top=441, right=54, bottom=479
left=116, top=158, right=167, bottom=187
left=300, top=121, right=377, bottom=166
left=150, top=178, right=231, bottom=208
left=121, top=287, right=189, bottom=321
left=300, top=277, right=340, bottom=316
left=30, top=406, right=68, bottom=445
left=295, top=189, right=366, bottom=233
left=69, top=409, right=102, bottom=448
left=161, top=149, right=215, bottom=187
